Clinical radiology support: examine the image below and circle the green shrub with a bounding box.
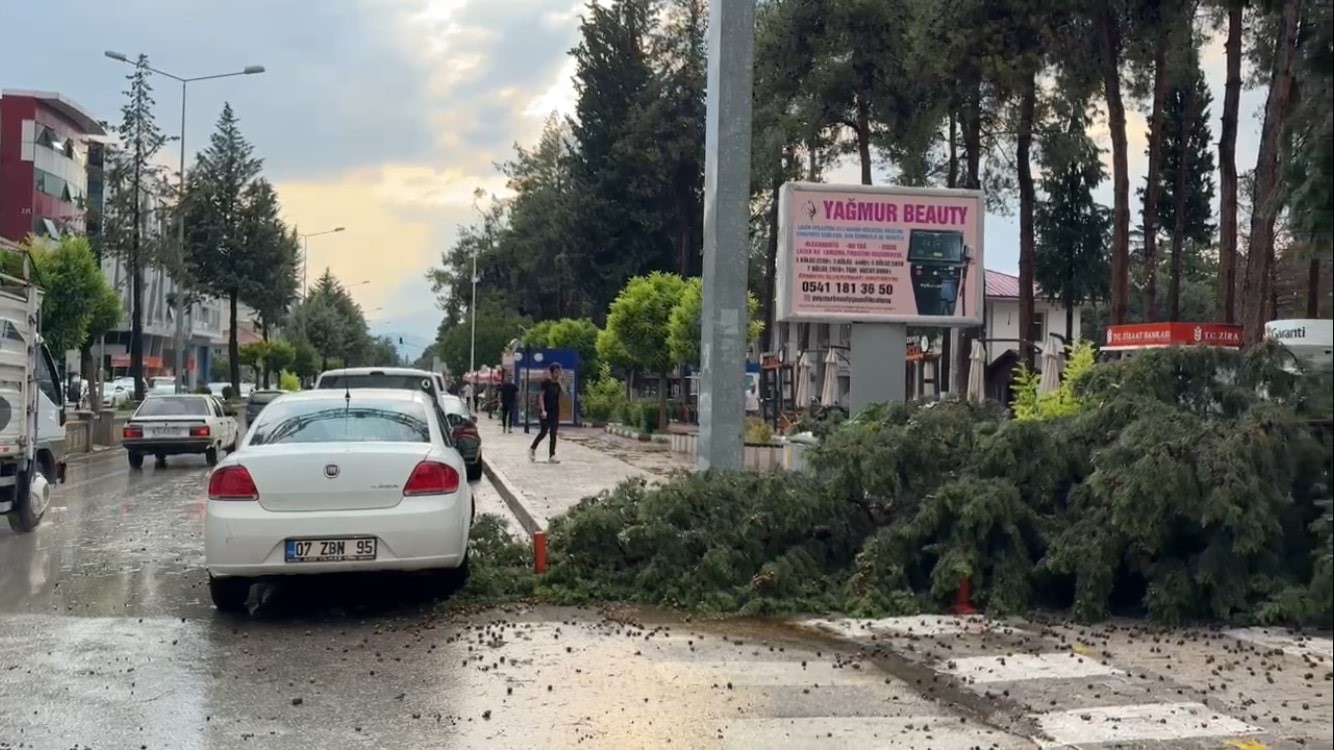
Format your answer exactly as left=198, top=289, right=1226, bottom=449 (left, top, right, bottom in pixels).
left=744, top=417, right=774, bottom=444
left=618, top=399, right=643, bottom=429
left=1012, top=340, right=1097, bottom=421
left=639, top=399, right=660, bottom=433
left=279, top=371, right=301, bottom=391
left=580, top=363, right=624, bottom=422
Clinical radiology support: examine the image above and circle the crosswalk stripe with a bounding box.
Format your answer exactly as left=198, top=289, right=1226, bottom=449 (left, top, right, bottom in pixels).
left=943, top=651, right=1123, bottom=684
left=1029, top=701, right=1262, bottom=748
left=720, top=716, right=1033, bottom=750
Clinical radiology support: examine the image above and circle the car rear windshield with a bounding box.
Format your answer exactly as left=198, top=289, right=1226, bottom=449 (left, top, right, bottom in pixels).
left=249, top=391, right=284, bottom=404
left=136, top=396, right=211, bottom=417
left=249, top=399, right=432, bottom=446
left=318, top=374, right=436, bottom=394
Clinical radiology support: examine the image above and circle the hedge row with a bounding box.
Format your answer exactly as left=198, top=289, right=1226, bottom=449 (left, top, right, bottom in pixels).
left=531, top=344, right=1332, bottom=626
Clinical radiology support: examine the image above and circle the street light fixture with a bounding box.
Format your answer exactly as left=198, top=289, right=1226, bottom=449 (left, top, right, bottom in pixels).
left=299, top=226, right=346, bottom=297
left=104, top=50, right=266, bottom=396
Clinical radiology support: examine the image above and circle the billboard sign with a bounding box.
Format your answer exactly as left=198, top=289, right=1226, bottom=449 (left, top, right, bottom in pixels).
left=776, top=182, right=985, bottom=326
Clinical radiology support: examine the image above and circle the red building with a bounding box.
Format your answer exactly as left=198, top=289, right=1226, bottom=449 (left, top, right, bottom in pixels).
left=0, top=90, right=107, bottom=243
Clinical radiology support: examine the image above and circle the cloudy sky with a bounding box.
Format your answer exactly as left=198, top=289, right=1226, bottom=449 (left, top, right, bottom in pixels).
left=1, top=0, right=1266, bottom=359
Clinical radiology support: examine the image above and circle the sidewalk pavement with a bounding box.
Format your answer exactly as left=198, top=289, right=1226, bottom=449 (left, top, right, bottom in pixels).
left=475, top=414, right=647, bottom=534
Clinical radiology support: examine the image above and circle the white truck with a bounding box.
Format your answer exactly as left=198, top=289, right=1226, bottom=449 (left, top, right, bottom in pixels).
left=0, top=241, right=67, bottom=533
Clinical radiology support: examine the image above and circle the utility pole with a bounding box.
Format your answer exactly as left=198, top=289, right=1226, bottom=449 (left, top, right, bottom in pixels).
left=696, top=0, right=755, bottom=471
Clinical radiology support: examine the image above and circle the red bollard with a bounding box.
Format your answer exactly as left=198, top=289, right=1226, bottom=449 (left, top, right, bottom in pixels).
left=533, top=530, right=548, bottom=574
left=951, top=576, right=978, bottom=616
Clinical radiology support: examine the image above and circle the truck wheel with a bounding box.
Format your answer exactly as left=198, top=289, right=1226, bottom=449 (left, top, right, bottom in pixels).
left=6, top=463, right=50, bottom=533
left=205, top=446, right=219, bottom=466
left=128, top=451, right=144, bottom=470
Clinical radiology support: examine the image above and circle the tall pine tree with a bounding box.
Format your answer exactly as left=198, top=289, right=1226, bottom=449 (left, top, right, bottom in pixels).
left=183, top=103, right=263, bottom=394
left=1139, top=56, right=1216, bottom=321
left=1035, top=102, right=1111, bottom=340
left=104, top=55, right=169, bottom=401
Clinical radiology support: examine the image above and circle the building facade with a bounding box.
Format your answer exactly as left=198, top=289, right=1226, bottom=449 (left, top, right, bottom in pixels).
left=777, top=270, right=1081, bottom=406
left=0, top=90, right=106, bottom=243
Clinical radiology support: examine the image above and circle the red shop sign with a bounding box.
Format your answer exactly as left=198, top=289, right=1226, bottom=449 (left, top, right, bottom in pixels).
left=1104, top=322, right=1243, bottom=350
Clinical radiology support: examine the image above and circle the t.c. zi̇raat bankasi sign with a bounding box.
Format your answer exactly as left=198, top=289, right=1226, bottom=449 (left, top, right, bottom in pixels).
left=1103, top=322, right=1243, bottom=350
left=775, top=182, right=986, bottom=326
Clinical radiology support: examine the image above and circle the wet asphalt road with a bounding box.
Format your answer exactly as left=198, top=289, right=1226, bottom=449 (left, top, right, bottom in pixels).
left=2, top=449, right=1331, bottom=750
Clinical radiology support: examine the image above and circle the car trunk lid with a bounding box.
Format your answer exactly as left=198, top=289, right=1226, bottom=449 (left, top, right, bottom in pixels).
left=244, top=443, right=433, bottom=512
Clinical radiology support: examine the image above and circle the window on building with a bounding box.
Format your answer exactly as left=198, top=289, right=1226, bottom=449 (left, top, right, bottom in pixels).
left=1030, top=312, right=1046, bottom=349
left=35, top=126, right=55, bottom=149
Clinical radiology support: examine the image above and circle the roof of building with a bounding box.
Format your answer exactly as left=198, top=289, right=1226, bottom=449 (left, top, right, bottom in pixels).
left=1, top=89, right=107, bottom=137
left=984, top=269, right=1044, bottom=299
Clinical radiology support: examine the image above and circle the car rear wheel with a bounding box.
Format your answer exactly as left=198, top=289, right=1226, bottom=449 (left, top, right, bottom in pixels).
left=205, top=446, right=219, bottom=466
left=208, top=575, right=252, bottom=612
left=465, top=458, right=483, bottom=482
left=128, top=451, right=144, bottom=470
left=434, top=553, right=471, bottom=596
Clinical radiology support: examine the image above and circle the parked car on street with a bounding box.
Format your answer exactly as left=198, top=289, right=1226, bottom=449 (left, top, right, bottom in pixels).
left=148, top=376, right=177, bottom=396
left=122, top=394, right=239, bottom=468
left=441, top=394, right=483, bottom=482
left=203, top=388, right=473, bottom=612
left=316, top=367, right=482, bottom=482
left=101, top=381, right=131, bottom=409
left=245, top=389, right=285, bottom=426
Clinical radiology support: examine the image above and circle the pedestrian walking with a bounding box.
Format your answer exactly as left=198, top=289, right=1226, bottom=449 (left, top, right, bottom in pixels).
left=528, top=363, right=563, bottom=463
left=497, top=369, right=518, bottom=433
left=462, top=380, right=475, bottom=413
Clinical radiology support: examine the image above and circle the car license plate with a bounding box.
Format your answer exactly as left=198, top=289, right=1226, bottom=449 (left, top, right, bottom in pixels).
left=149, top=426, right=186, bottom=438
left=285, top=538, right=377, bottom=563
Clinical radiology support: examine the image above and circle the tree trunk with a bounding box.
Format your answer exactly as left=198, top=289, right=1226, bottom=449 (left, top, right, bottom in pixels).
left=80, top=345, right=97, bottom=414
left=1065, top=294, right=1075, bottom=341
left=1167, top=73, right=1199, bottom=322
left=855, top=88, right=873, bottom=185
left=1217, top=2, right=1243, bottom=324
left=1241, top=0, right=1300, bottom=344
left=674, top=181, right=693, bottom=277
left=955, top=84, right=984, bottom=393
left=1307, top=258, right=1322, bottom=317
left=947, top=109, right=959, bottom=189
left=1017, top=73, right=1038, bottom=369
left=1141, top=34, right=1171, bottom=321
left=1095, top=0, right=1132, bottom=325
left=761, top=172, right=782, bottom=352
left=228, top=289, right=242, bottom=396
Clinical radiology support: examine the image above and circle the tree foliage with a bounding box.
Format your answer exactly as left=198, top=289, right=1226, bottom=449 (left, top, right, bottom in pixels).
left=540, top=347, right=1332, bottom=626
left=666, top=277, right=764, bottom=367
left=28, top=235, right=118, bottom=360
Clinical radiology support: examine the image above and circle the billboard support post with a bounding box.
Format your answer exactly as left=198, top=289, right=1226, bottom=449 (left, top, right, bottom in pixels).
left=850, top=323, right=907, bottom=412
left=696, top=0, right=755, bottom=472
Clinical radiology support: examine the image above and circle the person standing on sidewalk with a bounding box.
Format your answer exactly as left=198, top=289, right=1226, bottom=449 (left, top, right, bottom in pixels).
left=528, top=363, right=563, bottom=463
left=497, top=369, right=518, bottom=433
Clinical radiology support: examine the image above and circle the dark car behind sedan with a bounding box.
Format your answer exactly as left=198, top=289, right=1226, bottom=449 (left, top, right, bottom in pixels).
left=245, top=389, right=285, bottom=427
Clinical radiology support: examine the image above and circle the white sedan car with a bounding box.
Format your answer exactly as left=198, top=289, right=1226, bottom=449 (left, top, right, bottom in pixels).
left=203, top=388, right=473, bottom=612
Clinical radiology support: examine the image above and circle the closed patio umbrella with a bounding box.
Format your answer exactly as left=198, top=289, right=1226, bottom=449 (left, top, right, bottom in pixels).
left=1037, top=336, right=1063, bottom=397
left=820, top=349, right=841, bottom=407
left=794, top=352, right=812, bottom=408
left=966, top=339, right=987, bottom=402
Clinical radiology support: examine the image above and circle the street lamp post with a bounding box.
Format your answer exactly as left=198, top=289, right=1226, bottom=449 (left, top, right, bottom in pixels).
left=300, top=227, right=346, bottom=297
left=468, top=248, right=478, bottom=384
left=104, top=51, right=265, bottom=395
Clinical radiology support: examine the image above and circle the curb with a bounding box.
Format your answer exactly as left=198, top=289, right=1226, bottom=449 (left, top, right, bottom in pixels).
left=480, top=456, right=543, bottom=539
left=65, top=445, right=116, bottom=463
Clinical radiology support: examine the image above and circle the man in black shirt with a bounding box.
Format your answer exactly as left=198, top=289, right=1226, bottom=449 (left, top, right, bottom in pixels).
left=528, top=363, right=563, bottom=463
left=497, top=369, right=519, bottom=433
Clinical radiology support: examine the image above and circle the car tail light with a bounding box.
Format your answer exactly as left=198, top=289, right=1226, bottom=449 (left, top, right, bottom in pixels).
left=452, top=424, right=479, bottom=439
left=403, top=461, right=460, bottom=496
left=208, top=465, right=259, bottom=501
left=189, top=425, right=211, bottom=437
left=123, top=425, right=143, bottom=439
